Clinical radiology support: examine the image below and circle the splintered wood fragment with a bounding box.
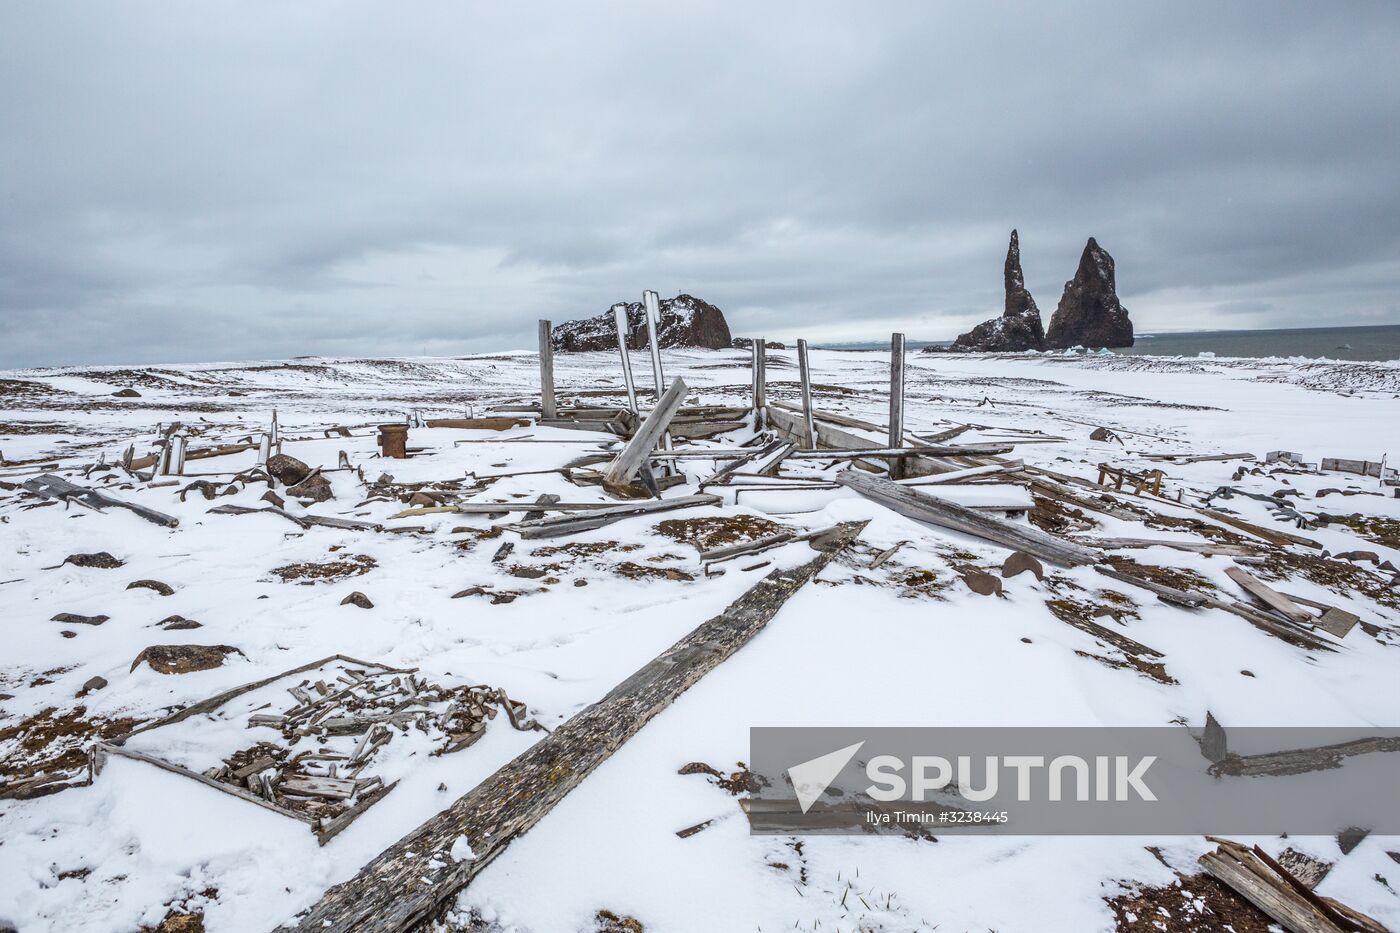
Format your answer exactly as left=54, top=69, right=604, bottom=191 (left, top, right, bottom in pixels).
left=1224, top=566, right=1313, bottom=624
left=279, top=520, right=868, bottom=933
left=22, top=473, right=180, bottom=527
left=834, top=469, right=1098, bottom=567
left=503, top=493, right=720, bottom=540
left=602, top=377, right=689, bottom=486
left=1199, top=838, right=1388, bottom=933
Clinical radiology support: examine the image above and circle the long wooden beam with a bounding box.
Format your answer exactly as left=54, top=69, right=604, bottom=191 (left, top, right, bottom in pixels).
left=833, top=468, right=1099, bottom=566
left=503, top=492, right=721, bottom=539
left=279, top=520, right=868, bottom=933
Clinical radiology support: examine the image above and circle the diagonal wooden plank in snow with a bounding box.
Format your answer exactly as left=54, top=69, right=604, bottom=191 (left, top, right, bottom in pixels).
left=279, top=520, right=868, bottom=933
left=833, top=468, right=1099, bottom=567
left=602, top=376, right=688, bottom=486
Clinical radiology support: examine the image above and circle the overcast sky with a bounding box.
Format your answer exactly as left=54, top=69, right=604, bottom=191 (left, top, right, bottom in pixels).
left=2, top=2, right=1399, bottom=368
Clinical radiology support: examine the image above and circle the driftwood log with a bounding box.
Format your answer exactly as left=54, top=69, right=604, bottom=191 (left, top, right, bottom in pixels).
left=280, top=519, right=868, bottom=933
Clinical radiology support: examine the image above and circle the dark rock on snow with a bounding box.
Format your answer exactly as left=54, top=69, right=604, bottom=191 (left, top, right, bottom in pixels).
left=77, top=676, right=108, bottom=697
left=1045, top=238, right=1134, bottom=349
left=341, top=591, right=374, bottom=609
left=261, top=490, right=286, bottom=509
left=130, top=644, right=243, bottom=674
left=947, top=230, right=1047, bottom=353
left=265, top=453, right=312, bottom=486
left=127, top=579, right=175, bottom=596
left=731, top=337, right=787, bottom=350
left=62, top=552, right=124, bottom=569
left=111, top=388, right=141, bottom=398
left=159, top=614, right=203, bottom=630
left=288, top=472, right=334, bottom=502
left=552, top=294, right=732, bottom=352
left=51, top=612, right=109, bottom=626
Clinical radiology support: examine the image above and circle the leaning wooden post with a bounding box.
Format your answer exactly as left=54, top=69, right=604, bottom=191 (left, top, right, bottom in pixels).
left=612, top=305, right=639, bottom=414
left=641, top=290, right=673, bottom=454
left=887, top=332, right=906, bottom=479
left=602, top=377, right=688, bottom=487
left=537, top=320, right=556, bottom=420
left=278, top=520, right=868, bottom=933
left=797, top=338, right=816, bottom=448
left=752, top=338, right=767, bottom=431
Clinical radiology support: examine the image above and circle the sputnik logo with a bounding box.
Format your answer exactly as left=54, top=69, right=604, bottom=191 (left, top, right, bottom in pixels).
left=787, top=741, right=865, bottom=814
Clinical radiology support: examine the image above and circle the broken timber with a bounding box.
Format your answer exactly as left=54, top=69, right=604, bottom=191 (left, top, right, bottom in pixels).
left=1224, top=565, right=1313, bottom=624
left=23, top=473, right=179, bottom=527
left=833, top=469, right=1099, bottom=567
left=502, top=493, right=721, bottom=539
left=602, top=377, right=688, bottom=487
left=1200, top=838, right=1389, bottom=933
left=280, top=520, right=868, bottom=933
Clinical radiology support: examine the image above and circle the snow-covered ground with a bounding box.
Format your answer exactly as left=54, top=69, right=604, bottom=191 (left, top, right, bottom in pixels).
left=2, top=348, right=1398, bottom=932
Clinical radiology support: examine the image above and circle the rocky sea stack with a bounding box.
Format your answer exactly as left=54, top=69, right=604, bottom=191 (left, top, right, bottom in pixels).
left=1045, top=238, right=1134, bottom=349
left=945, top=230, right=1046, bottom=352
left=552, top=294, right=732, bottom=352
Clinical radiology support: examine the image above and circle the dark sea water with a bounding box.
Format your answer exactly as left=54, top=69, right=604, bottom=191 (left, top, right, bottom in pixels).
left=1119, top=324, right=1400, bottom=362
left=829, top=324, right=1400, bottom=361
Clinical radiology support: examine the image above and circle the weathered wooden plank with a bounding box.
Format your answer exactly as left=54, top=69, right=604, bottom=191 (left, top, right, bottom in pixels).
left=1084, top=537, right=1260, bottom=556
left=23, top=473, right=180, bottom=527
left=502, top=493, right=721, bottom=539
left=786, top=444, right=1012, bottom=459
left=208, top=504, right=381, bottom=532
left=602, top=377, right=688, bottom=486
left=538, top=320, right=556, bottom=420
left=796, top=338, right=816, bottom=448
left=425, top=417, right=532, bottom=431
left=1224, top=566, right=1313, bottom=624
left=833, top=469, right=1099, bottom=567
left=280, top=520, right=868, bottom=933
left=888, top=333, right=906, bottom=480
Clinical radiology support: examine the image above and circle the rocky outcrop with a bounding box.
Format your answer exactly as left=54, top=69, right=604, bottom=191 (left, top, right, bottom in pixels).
left=944, top=230, right=1046, bottom=353
left=553, top=294, right=732, bottom=352
left=1045, top=238, right=1134, bottom=349
left=731, top=338, right=787, bottom=350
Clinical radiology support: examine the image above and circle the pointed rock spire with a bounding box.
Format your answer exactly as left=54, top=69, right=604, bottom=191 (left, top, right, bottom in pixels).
left=944, top=229, right=1045, bottom=352
left=1045, top=238, right=1134, bottom=349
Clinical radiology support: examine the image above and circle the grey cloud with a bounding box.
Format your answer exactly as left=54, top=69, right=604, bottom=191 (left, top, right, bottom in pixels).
left=1, top=1, right=1398, bottom=367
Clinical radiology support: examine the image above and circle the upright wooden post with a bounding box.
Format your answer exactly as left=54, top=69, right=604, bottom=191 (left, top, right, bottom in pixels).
left=888, top=332, right=906, bottom=479
left=537, top=320, right=556, bottom=420
left=642, top=290, right=673, bottom=454
left=613, top=305, right=639, bottom=414
left=752, top=338, right=767, bottom=430
left=796, top=339, right=816, bottom=448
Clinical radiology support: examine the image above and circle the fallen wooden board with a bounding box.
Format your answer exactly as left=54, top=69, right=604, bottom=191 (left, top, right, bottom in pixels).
left=602, top=377, right=688, bottom=486
left=502, top=493, right=721, bottom=539
left=208, top=504, right=381, bottom=532
left=834, top=469, right=1099, bottom=567
left=1224, top=565, right=1314, bottom=624
left=425, top=418, right=531, bottom=431
left=1085, top=537, right=1261, bottom=556
left=23, top=473, right=179, bottom=527
left=280, top=521, right=868, bottom=933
